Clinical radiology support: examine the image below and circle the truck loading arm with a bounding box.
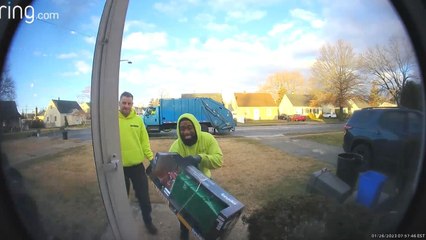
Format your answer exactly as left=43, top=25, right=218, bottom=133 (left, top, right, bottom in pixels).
left=200, top=99, right=235, bottom=131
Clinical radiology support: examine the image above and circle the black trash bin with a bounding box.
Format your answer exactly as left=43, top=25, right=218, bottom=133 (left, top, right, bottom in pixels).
left=62, top=130, right=68, bottom=140
left=336, top=153, right=363, bottom=189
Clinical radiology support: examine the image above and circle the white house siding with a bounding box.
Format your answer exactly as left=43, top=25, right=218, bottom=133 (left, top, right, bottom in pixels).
left=44, top=106, right=62, bottom=128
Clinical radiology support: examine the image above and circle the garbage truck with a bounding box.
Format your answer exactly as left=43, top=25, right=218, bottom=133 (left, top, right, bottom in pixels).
left=143, top=98, right=236, bottom=134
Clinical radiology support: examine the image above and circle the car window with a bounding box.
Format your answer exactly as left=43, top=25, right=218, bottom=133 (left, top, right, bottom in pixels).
left=349, top=111, right=371, bottom=126
left=407, top=112, right=422, bottom=134
left=380, top=111, right=407, bottom=134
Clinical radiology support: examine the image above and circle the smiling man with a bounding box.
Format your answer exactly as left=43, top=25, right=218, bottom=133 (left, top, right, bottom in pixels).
left=169, top=113, right=223, bottom=240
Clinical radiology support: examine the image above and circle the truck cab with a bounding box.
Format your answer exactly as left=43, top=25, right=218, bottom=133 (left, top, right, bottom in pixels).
left=143, top=106, right=162, bottom=132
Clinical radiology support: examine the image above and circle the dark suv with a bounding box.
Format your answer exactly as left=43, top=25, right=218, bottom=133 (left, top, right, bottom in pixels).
left=343, top=107, right=423, bottom=175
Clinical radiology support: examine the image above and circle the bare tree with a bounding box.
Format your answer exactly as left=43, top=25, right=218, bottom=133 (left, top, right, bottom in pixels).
left=258, top=71, right=304, bottom=103
left=0, top=65, right=16, bottom=101
left=311, top=40, right=363, bottom=117
left=368, top=81, right=385, bottom=107
left=77, top=86, right=90, bottom=104
left=361, top=36, right=417, bottom=105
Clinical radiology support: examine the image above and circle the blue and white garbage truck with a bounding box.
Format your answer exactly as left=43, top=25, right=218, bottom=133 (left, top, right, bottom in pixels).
left=143, top=98, right=235, bottom=134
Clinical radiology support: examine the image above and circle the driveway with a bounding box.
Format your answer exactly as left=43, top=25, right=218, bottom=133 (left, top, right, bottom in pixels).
left=258, top=135, right=343, bottom=166
left=231, top=124, right=344, bottom=166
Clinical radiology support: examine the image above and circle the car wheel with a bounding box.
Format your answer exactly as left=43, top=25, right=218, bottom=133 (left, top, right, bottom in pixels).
left=352, top=144, right=373, bottom=169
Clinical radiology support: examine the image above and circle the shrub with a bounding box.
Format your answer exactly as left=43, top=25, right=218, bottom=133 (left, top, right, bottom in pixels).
left=243, top=194, right=382, bottom=240
left=29, top=119, right=45, bottom=129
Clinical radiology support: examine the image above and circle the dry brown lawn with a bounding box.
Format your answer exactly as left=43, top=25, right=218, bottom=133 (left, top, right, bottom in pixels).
left=3, top=136, right=331, bottom=239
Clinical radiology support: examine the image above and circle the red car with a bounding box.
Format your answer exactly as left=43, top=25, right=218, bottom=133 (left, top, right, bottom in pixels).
left=291, top=114, right=307, bottom=121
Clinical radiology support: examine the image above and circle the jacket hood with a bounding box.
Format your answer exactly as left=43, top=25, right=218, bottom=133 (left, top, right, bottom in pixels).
left=176, top=113, right=201, bottom=141
left=119, top=108, right=137, bottom=119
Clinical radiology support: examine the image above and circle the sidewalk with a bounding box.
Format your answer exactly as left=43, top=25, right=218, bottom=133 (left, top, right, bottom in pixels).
left=100, top=201, right=248, bottom=240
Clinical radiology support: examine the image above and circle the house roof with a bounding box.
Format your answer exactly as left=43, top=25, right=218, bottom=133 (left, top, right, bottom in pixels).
left=181, top=93, right=223, bottom=104
left=234, top=93, right=276, bottom=107
left=52, top=100, right=83, bottom=114
left=286, top=94, right=312, bottom=107
left=0, top=101, right=21, bottom=120
left=351, top=99, right=369, bottom=108
left=37, top=110, right=46, bottom=116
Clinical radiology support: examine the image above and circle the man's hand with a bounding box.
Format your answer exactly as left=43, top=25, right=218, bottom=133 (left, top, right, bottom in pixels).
left=178, top=155, right=201, bottom=167
left=146, top=162, right=153, bottom=175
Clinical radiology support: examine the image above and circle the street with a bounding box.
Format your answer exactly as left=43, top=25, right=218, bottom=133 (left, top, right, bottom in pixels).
left=63, top=122, right=345, bottom=166
left=231, top=123, right=344, bottom=138
left=230, top=123, right=344, bottom=166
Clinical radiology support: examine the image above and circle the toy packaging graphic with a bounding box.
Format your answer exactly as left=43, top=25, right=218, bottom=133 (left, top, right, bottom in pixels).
left=148, top=152, right=245, bottom=240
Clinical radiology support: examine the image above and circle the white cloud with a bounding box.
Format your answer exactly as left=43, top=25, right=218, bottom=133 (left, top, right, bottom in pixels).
left=122, top=32, right=168, bottom=51
left=61, top=60, right=91, bottom=77
left=153, top=0, right=199, bottom=17
left=33, top=51, right=48, bottom=57
left=75, top=61, right=91, bottom=75
left=84, top=36, right=96, bottom=44
left=268, top=22, right=294, bottom=36
left=119, top=69, right=147, bottom=84
left=153, top=1, right=180, bottom=15
left=205, top=23, right=233, bottom=32
left=57, top=52, right=78, bottom=59
left=207, top=0, right=279, bottom=12
left=118, top=34, right=321, bottom=105
left=178, top=17, right=189, bottom=23
left=227, top=10, right=267, bottom=23
left=124, top=20, right=156, bottom=33
left=195, top=13, right=215, bottom=23
left=291, top=8, right=325, bottom=29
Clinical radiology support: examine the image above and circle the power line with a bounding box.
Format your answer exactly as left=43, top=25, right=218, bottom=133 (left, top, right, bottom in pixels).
left=37, top=18, right=94, bottom=38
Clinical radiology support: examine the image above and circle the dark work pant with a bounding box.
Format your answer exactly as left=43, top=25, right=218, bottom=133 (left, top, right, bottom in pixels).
left=180, top=221, right=189, bottom=240
left=123, top=163, right=152, bottom=225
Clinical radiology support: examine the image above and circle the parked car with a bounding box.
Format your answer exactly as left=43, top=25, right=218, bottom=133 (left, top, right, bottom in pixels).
left=278, top=114, right=290, bottom=121
left=323, top=112, right=337, bottom=118
left=290, top=114, right=307, bottom=121
left=343, top=107, right=423, bottom=176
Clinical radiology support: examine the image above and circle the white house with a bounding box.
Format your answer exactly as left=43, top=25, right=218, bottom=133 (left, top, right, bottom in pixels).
left=44, top=99, right=86, bottom=128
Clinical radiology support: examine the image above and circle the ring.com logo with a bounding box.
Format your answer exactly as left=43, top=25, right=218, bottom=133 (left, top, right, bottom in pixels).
left=0, top=2, right=59, bottom=24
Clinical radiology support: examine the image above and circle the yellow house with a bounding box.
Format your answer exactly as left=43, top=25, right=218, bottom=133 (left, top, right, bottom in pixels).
left=36, top=110, right=45, bottom=121
left=232, top=93, right=278, bottom=121
left=379, top=101, right=397, bottom=107
left=80, top=102, right=90, bottom=113
left=279, top=94, right=322, bottom=117
left=348, top=99, right=370, bottom=114
left=79, top=102, right=91, bottom=120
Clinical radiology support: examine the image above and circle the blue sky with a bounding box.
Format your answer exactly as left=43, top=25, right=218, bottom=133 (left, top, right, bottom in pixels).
left=5, top=0, right=408, bottom=113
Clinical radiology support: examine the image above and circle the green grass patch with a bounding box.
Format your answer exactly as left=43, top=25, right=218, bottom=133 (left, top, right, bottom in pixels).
left=256, top=160, right=334, bottom=204
left=294, top=132, right=344, bottom=147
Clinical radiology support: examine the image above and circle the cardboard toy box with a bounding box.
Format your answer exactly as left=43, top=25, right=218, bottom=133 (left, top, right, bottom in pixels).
left=148, top=152, right=245, bottom=240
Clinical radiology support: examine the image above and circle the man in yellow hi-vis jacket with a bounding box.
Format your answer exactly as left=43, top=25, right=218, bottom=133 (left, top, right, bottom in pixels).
left=169, top=113, right=223, bottom=240
left=118, top=91, right=158, bottom=235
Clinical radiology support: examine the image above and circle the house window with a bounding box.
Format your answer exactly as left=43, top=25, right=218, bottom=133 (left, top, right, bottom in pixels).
left=47, top=117, right=49, bottom=122
left=54, top=116, right=57, bottom=122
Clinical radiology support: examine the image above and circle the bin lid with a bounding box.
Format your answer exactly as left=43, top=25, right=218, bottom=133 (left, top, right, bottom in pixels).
left=338, top=152, right=363, bottom=161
